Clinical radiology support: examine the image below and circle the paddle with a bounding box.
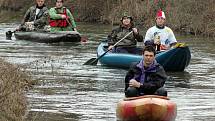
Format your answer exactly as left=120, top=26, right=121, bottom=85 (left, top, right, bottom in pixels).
left=83, top=31, right=133, bottom=65
left=65, top=18, right=88, bottom=42
left=5, top=30, right=15, bottom=40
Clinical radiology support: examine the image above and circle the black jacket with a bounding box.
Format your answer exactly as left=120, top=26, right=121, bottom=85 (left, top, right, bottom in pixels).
left=124, top=61, right=167, bottom=95
left=107, top=26, right=143, bottom=47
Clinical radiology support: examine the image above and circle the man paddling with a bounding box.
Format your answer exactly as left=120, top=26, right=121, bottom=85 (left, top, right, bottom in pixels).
left=107, top=13, right=143, bottom=54
left=124, top=45, right=168, bottom=97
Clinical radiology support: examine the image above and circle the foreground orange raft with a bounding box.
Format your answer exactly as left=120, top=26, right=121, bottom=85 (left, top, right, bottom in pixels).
left=116, top=95, right=177, bottom=121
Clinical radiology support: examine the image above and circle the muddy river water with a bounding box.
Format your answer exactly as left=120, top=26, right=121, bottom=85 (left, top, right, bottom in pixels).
left=0, top=23, right=215, bottom=121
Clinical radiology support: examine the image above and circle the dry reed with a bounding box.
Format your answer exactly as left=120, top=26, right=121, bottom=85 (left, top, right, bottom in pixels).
left=0, top=58, right=31, bottom=121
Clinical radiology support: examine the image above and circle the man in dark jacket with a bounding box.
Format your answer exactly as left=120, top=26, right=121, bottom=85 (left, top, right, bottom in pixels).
left=107, top=15, right=143, bottom=54
left=124, top=45, right=167, bottom=97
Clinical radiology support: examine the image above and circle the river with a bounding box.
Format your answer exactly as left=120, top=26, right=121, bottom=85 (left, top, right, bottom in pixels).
left=0, top=23, right=215, bottom=121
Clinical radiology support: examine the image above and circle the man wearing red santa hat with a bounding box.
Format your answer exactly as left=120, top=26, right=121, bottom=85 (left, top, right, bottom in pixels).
left=144, top=9, right=177, bottom=50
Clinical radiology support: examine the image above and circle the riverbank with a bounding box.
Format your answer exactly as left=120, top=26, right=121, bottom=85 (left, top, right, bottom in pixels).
left=0, top=10, right=23, bottom=23
left=0, top=58, right=33, bottom=121
left=0, top=0, right=215, bottom=37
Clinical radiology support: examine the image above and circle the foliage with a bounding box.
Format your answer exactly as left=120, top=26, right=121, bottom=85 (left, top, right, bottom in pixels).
left=0, top=0, right=215, bottom=35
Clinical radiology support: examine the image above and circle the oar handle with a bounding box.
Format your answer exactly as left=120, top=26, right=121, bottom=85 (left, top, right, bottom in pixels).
left=99, top=31, right=133, bottom=59
left=65, top=17, right=71, bottom=26
left=112, top=31, right=133, bottom=47
left=65, top=17, right=77, bottom=31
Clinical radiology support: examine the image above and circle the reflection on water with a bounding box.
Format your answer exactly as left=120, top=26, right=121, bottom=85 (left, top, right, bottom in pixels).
left=0, top=23, right=215, bottom=121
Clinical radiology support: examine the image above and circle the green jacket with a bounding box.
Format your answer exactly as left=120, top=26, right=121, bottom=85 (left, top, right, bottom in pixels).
left=49, top=7, right=77, bottom=32
left=21, top=5, right=49, bottom=30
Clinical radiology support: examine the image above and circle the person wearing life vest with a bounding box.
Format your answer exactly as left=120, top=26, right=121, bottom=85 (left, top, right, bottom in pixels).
left=49, top=0, right=77, bottom=32
left=144, top=10, right=177, bottom=51
left=18, top=0, right=48, bottom=31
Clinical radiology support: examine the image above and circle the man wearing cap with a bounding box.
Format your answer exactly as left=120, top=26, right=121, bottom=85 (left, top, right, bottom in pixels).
left=144, top=10, right=177, bottom=50
left=107, top=15, right=143, bottom=54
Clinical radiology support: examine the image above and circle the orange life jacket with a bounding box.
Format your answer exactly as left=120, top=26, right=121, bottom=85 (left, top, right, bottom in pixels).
left=49, top=8, right=69, bottom=27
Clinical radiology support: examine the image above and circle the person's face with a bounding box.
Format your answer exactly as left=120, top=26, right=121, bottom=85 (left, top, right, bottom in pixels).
left=56, top=0, right=63, bottom=8
left=122, top=17, right=131, bottom=26
left=143, top=51, right=155, bottom=67
left=36, top=0, right=45, bottom=7
left=156, top=17, right=165, bottom=27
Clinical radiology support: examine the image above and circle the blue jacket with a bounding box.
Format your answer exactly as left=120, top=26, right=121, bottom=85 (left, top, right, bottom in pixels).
left=125, top=59, right=167, bottom=95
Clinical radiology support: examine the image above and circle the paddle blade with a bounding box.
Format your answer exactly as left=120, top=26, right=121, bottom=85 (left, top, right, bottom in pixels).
left=6, top=31, right=13, bottom=40
left=83, top=58, right=98, bottom=65
left=81, top=36, right=88, bottom=43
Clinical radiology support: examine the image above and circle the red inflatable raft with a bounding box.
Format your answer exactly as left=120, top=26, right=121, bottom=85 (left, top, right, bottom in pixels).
left=116, top=95, right=177, bottom=121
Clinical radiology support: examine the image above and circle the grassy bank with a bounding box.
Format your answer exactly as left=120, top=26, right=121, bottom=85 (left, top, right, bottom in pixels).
left=0, top=58, right=32, bottom=121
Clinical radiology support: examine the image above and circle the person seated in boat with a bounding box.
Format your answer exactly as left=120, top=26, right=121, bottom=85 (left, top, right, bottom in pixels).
left=48, top=0, right=77, bottom=32
left=124, top=45, right=168, bottom=97
left=18, top=0, right=49, bottom=31
left=107, top=14, right=143, bottom=54
left=144, top=10, right=177, bottom=51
